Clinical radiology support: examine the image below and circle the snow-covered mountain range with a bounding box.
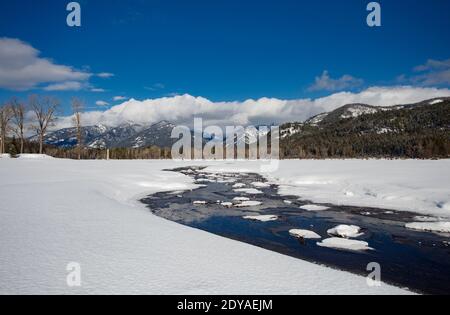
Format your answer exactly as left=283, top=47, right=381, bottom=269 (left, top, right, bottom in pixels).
left=41, top=97, right=449, bottom=149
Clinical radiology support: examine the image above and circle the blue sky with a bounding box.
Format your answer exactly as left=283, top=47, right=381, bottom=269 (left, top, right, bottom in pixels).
left=1, top=0, right=450, bottom=117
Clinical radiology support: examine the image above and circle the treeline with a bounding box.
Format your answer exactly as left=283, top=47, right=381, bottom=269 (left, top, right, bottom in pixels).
left=0, top=95, right=59, bottom=156
left=1, top=137, right=173, bottom=160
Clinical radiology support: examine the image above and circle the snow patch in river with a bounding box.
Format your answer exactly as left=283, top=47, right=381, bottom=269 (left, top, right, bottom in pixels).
left=243, top=215, right=278, bottom=222
left=251, top=182, right=271, bottom=188
left=289, top=229, right=321, bottom=239
left=235, top=201, right=263, bottom=208
left=234, top=188, right=264, bottom=195
left=317, top=238, right=373, bottom=251
left=327, top=225, right=364, bottom=238
left=300, top=204, right=330, bottom=211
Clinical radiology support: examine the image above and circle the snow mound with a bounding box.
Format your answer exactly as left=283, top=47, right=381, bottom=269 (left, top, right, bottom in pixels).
left=17, top=154, right=54, bottom=159
left=235, top=201, right=262, bottom=208
left=405, top=222, right=450, bottom=233
left=317, top=238, right=373, bottom=251
left=300, top=204, right=330, bottom=211
left=0, top=154, right=11, bottom=159
left=221, top=202, right=233, bottom=208
left=233, top=197, right=250, bottom=202
left=234, top=188, right=264, bottom=195
left=232, top=183, right=246, bottom=188
left=289, top=229, right=321, bottom=239
left=327, top=225, right=364, bottom=238
left=193, top=201, right=207, bottom=205
left=243, top=215, right=278, bottom=222
left=283, top=200, right=293, bottom=205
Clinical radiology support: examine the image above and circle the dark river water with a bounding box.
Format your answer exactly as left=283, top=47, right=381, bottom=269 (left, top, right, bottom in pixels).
left=141, top=167, right=450, bottom=295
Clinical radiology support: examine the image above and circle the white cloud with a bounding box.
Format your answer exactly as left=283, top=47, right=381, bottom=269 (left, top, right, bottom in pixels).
left=113, top=96, right=127, bottom=101
left=97, top=72, right=114, bottom=78
left=44, top=81, right=86, bottom=91
left=414, top=59, right=450, bottom=72
left=308, top=71, right=364, bottom=92
left=402, top=58, right=450, bottom=86
left=53, top=86, right=450, bottom=130
left=91, top=88, right=106, bottom=92
left=0, top=37, right=91, bottom=91
left=95, top=100, right=110, bottom=107
left=145, top=83, right=165, bottom=91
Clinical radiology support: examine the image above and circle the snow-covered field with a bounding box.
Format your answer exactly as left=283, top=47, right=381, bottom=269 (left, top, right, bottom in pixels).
left=0, top=157, right=430, bottom=295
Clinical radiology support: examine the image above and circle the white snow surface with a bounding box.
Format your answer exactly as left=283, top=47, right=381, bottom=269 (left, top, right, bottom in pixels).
left=243, top=215, right=279, bottom=222
left=0, top=159, right=412, bottom=294
left=317, top=238, right=373, bottom=251
left=17, top=154, right=54, bottom=159
left=234, top=188, right=264, bottom=195
left=251, top=182, right=271, bottom=188
left=405, top=222, right=450, bottom=233
left=429, top=99, right=443, bottom=105
left=300, top=204, right=330, bottom=211
left=204, top=160, right=450, bottom=218
left=327, top=225, right=364, bottom=238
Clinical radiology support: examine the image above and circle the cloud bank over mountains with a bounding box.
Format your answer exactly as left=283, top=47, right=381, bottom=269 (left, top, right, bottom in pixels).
left=54, top=86, right=450, bottom=130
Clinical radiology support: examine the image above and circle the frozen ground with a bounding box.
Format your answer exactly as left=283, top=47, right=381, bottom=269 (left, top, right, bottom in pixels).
left=205, top=159, right=450, bottom=218
left=0, top=158, right=411, bottom=295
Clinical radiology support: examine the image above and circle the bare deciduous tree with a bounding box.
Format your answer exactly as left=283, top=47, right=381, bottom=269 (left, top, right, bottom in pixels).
left=11, top=98, right=26, bottom=154
left=0, top=103, right=13, bottom=154
left=71, top=98, right=84, bottom=160
left=30, top=95, right=59, bottom=154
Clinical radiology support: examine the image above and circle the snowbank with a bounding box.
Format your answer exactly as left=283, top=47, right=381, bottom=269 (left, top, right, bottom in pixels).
left=405, top=222, right=450, bottom=233
left=0, top=158, right=410, bottom=294
left=205, top=160, right=450, bottom=218
left=17, top=154, right=54, bottom=159
left=317, top=238, right=373, bottom=251
left=0, top=154, right=11, bottom=159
